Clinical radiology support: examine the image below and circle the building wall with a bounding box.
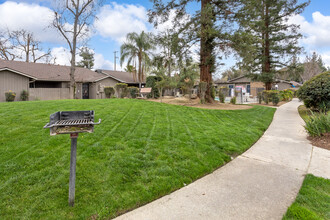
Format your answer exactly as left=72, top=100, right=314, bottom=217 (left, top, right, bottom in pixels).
left=29, top=88, right=70, bottom=100
left=0, top=70, right=29, bottom=102
left=61, top=82, right=70, bottom=88
left=76, top=83, right=82, bottom=99
left=275, top=82, right=291, bottom=91
left=250, top=82, right=265, bottom=97
left=90, top=77, right=119, bottom=99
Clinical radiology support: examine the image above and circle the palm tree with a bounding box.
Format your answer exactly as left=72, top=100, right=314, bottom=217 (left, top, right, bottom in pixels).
left=124, top=65, right=137, bottom=82
left=120, top=31, right=154, bottom=89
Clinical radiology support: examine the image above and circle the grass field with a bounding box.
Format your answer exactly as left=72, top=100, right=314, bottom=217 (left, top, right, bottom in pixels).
left=0, top=99, right=275, bottom=219
left=283, top=174, right=330, bottom=220
left=298, top=105, right=310, bottom=122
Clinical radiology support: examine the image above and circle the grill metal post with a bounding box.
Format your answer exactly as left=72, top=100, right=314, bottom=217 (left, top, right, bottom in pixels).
left=69, top=133, right=78, bottom=206
left=44, top=111, right=101, bottom=206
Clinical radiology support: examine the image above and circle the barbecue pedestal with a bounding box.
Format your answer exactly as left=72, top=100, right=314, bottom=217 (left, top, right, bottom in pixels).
left=44, top=111, right=101, bottom=206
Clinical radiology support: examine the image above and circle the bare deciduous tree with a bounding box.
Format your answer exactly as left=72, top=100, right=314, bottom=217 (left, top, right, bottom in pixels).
left=0, top=30, right=18, bottom=60
left=0, top=29, right=52, bottom=62
left=302, top=52, right=322, bottom=82
left=52, top=0, right=101, bottom=99
left=9, top=30, right=51, bottom=63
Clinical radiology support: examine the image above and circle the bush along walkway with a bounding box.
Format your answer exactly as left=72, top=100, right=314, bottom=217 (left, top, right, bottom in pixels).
left=116, top=99, right=330, bottom=220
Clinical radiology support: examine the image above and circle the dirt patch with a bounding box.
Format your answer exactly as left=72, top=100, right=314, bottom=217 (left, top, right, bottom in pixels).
left=148, top=97, right=252, bottom=110
left=308, top=133, right=330, bottom=151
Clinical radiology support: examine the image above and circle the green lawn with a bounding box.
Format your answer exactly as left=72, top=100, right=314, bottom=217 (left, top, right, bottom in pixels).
left=0, top=99, right=275, bottom=219
left=283, top=174, right=330, bottom=220
left=298, top=105, right=310, bottom=122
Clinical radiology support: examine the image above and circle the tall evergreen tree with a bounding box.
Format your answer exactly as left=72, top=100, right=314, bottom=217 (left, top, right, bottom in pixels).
left=233, top=0, right=309, bottom=90
left=285, top=55, right=304, bottom=82
left=77, top=47, right=94, bottom=69
left=149, top=0, right=238, bottom=103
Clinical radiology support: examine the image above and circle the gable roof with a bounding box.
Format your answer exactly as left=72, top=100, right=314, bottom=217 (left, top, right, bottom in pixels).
left=228, top=75, right=250, bottom=83
left=0, top=59, right=107, bottom=82
left=0, top=67, right=37, bottom=80
left=100, top=70, right=144, bottom=84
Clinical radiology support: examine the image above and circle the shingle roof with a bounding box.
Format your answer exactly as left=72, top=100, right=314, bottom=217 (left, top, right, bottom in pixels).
left=0, top=59, right=107, bottom=82
left=100, top=70, right=142, bottom=83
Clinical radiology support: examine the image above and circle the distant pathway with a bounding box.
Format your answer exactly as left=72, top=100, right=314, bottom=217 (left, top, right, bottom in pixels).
left=116, top=99, right=330, bottom=220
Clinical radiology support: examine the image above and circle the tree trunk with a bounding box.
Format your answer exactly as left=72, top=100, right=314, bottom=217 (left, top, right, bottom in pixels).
left=26, top=34, right=30, bottom=62
left=200, top=0, right=214, bottom=103
left=264, top=1, right=272, bottom=90
left=70, top=8, right=79, bottom=99
left=159, top=88, right=163, bottom=103
left=265, top=82, right=272, bottom=90
left=138, top=52, right=142, bottom=89
left=168, top=46, right=171, bottom=77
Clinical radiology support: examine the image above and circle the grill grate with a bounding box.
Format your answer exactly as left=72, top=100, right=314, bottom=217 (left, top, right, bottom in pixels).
left=53, top=119, right=94, bottom=126
left=43, top=111, right=101, bottom=135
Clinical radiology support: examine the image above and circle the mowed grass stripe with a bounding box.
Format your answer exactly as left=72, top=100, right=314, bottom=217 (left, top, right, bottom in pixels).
left=283, top=174, right=330, bottom=220
left=0, top=99, right=275, bottom=219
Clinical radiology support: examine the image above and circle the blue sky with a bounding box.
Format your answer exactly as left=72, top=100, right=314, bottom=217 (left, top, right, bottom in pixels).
left=0, top=0, right=329, bottom=76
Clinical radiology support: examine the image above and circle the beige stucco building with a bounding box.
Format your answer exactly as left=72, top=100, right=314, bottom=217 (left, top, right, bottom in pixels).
left=0, top=60, right=143, bottom=102
left=214, top=75, right=293, bottom=97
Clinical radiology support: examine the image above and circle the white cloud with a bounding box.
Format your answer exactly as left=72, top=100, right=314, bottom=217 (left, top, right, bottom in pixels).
left=289, top=12, right=330, bottom=48
left=51, top=47, right=72, bottom=66
left=154, top=9, right=190, bottom=33
left=51, top=46, right=117, bottom=70
left=0, top=1, right=63, bottom=43
left=94, top=2, right=148, bottom=43
left=319, top=52, right=330, bottom=68
left=94, top=53, right=117, bottom=70
left=288, top=12, right=330, bottom=67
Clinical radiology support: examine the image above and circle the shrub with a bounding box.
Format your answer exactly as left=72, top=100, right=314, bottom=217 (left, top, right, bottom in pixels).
left=280, top=89, right=293, bottom=101
left=104, top=87, right=115, bottom=98
left=5, top=90, right=16, bottom=102
left=114, top=83, right=128, bottom=98
left=155, top=78, right=167, bottom=102
left=146, top=76, right=162, bottom=98
left=287, top=88, right=297, bottom=97
left=211, top=85, right=216, bottom=100
left=128, top=87, right=139, bottom=98
left=297, top=71, right=330, bottom=112
left=304, top=112, right=330, bottom=137
left=262, top=91, right=270, bottom=104
left=263, top=90, right=279, bottom=105
left=20, top=90, right=29, bottom=101
left=218, top=90, right=225, bottom=103
left=230, top=96, right=236, bottom=104
left=272, top=94, right=280, bottom=106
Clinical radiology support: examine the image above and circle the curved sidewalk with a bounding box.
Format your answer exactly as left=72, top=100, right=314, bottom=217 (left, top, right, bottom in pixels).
left=116, top=99, right=329, bottom=220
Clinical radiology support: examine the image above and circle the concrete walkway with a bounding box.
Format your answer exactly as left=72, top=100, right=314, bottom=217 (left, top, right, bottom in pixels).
left=116, top=99, right=330, bottom=220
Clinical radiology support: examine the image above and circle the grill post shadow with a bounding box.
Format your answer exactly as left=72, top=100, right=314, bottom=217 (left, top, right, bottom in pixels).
left=69, top=133, right=78, bottom=206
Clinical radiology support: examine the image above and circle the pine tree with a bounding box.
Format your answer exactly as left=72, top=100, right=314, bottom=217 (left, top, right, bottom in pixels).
left=77, top=47, right=95, bottom=69
left=233, top=0, right=309, bottom=90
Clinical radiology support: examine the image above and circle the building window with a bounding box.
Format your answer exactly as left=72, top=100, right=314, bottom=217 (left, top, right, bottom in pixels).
left=247, top=84, right=251, bottom=93
left=29, top=81, right=62, bottom=88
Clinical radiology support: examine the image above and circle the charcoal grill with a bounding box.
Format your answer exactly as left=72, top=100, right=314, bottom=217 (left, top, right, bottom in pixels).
left=44, top=111, right=101, bottom=135
left=44, top=110, right=101, bottom=206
